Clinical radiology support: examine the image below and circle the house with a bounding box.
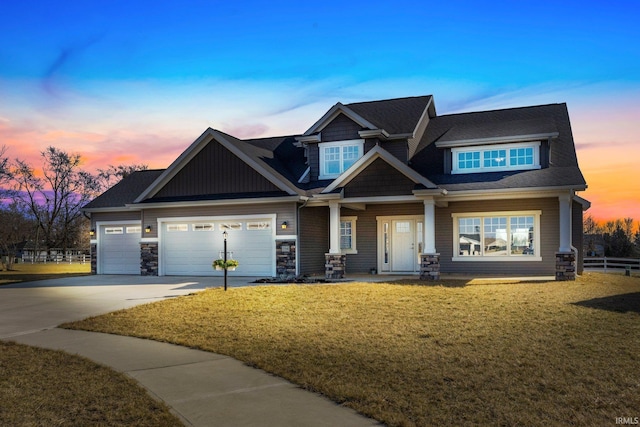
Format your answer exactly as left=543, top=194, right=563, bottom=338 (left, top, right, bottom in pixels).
left=83, top=95, right=589, bottom=280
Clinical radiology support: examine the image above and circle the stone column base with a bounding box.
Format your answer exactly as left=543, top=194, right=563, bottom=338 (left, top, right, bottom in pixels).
left=141, top=242, right=159, bottom=276
left=325, top=253, right=346, bottom=279
left=276, top=240, right=296, bottom=278
left=90, top=243, right=97, bottom=275
left=555, top=252, right=576, bottom=281
left=420, top=253, right=440, bottom=281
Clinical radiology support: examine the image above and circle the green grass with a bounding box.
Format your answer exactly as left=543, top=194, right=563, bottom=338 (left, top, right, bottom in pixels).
left=64, top=273, right=640, bottom=426
left=0, top=341, right=182, bottom=426
left=0, top=262, right=91, bottom=285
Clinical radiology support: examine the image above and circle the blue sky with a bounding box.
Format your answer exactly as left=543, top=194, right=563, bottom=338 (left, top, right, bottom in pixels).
left=1, top=0, right=639, bottom=219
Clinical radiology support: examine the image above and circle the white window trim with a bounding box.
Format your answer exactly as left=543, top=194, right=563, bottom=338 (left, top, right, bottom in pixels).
left=340, top=216, right=358, bottom=254
left=319, top=139, right=364, bottom=179
left=452, top=141, right=541, bottom=174
left=451, top=211, right=542, bottom=262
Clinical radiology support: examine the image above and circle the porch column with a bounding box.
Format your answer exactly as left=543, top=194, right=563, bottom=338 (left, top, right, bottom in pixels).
left=423, top=199, right=436, bottom=253
left=420, top=198, right=440, bottom=281
left=328, top=201, right=341, bottom=254
left=556, top=193, right=576, bottom=281
left=558, top=193, right=572, bottom=253
left=325, top=201, right=346, bottom=279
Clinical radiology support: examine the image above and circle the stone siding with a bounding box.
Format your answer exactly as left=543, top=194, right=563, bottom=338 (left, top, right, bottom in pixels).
left=141, top=242, right=159, bottom=276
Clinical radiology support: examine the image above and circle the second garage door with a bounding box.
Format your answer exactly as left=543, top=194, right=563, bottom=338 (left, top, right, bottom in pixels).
left=99, top=224, right=141, bottom=274
left=162, top=218, right=274, bottom=276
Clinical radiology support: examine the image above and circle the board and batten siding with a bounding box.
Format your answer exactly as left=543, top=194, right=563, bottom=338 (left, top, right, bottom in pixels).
left=298, top=206, right=328, bottom=274
left=321, top=113, right=361, bottom=142
left=140, top=202, right=297, bottom=239
left=343, top=159, right=416, bottom=198
left=436, top=197, right=560, bottom=276
left=152, top=140, right=281, bottom=199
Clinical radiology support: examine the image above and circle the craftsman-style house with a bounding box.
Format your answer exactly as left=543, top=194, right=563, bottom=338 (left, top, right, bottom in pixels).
left=83, top=95, right=589, bottom=280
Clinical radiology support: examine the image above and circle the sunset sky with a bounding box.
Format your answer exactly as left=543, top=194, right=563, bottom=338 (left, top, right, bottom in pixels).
left=1, top=1, right=639, bottom=221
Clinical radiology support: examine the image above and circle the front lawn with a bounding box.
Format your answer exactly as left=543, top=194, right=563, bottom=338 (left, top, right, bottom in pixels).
left=0, top=262, right=91, bottom=285
left=0, top=341, right=182, bottom=426
left=64, top=273, right=640, bottom=426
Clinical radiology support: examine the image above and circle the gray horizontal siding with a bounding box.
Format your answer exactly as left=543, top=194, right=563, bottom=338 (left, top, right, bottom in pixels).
left=91, top=211, right=141, bottom=229
left=572, top=200, right=584, bottom=274
left=299, top=206, right=328, bottom=274
left=321, top=114, right=361, bottom=142
left=343, top=203, right=423, bottom=274
left=141, top=202, right=297, bottom=238
left=436, top=198, right=559, bottom=276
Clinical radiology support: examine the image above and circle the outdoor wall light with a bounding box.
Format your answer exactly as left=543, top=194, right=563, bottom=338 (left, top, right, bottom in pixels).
left=89, top=229, right=95, bottom=236
left=145, top=225, right=152, bottom=233
left=281, top=221, right=288, bottom=229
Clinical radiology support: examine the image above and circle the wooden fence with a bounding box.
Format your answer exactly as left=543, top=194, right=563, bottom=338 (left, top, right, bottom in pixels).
left=584, top=257, right=640, bottom=273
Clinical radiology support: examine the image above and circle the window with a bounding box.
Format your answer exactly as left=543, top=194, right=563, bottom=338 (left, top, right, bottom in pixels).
left=220, top=222, right=242, bottom=231
left=167, top=224, right=188, bottom=232
left=193, top=224, right=214, bottom=231
left=247, top=221, right=271, bottom=230
left=340, top=216, right=358, bottom=254
left=319, top=140, right=364, bottom=179
left=452, top=142, right=540, bottom=174
left=452, top=211, right=541, bottom=261
left=105, top=227, right=123, bottom=234
left=126, top=226, right=141, bottom=234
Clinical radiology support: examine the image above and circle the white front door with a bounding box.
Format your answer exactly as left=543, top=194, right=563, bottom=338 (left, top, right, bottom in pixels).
left=391, top=220, right=416, bottom=272
left=378, top=216, right=423, bottom=274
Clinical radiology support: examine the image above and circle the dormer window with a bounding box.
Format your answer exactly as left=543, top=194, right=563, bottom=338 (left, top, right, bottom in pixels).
left=319, top=139, right=364, bottom=179
left=452, top=142, right=540, bottom=174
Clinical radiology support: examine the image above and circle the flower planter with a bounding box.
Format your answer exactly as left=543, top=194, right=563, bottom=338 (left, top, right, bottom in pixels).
left=215, top=266, right=223, bottom=271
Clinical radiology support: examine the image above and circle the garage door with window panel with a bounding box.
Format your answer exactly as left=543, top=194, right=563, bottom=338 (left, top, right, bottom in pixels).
left=99, top=225, right=141, bottom=274
left=162, top=219, right=274, bottom=276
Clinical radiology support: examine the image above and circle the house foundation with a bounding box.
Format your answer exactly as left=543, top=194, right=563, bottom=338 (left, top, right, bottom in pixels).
left=325, top=253, right=346, bottom=279
left=420, top=253, right=440, bottom=280
left=555, top=252, right=576, bottom=281
left=141, top=242, right=159, bottom=276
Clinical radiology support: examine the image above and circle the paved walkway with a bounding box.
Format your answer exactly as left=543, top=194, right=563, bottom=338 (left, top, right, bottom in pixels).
left=1, top=275, right=380, bottom=427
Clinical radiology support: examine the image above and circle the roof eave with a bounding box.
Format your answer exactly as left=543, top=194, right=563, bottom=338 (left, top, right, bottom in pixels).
left=435, top=132, right=560, bottom=148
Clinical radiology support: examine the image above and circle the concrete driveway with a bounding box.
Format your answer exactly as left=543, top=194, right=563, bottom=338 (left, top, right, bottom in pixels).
left=0, top=275, right=251, bottom=339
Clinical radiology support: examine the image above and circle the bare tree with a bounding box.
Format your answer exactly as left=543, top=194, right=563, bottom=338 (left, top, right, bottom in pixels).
left=0, top=203, right=34, bottom=270
left=12, top=147, right=102, bottom=256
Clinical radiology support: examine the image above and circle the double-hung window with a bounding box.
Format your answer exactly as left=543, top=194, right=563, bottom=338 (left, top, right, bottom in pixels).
left=452, top=142, right=540, bottom=174
left=340, top=216, right=357, bottom=254
left=452, top=211, right=541, bottom=261
left=319, top=140, right=364, bottom=179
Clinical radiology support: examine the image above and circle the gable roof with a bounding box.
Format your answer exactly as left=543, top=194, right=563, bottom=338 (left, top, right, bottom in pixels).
left=84, top=96, right=587, bottom=212
left=134, top=128, right=304, bottom=203
left=323, top=145, right=438, bottom=193
left=83, top=169, right=164, bottom=211
left=411, top=103, right=587, bottom=191
left=303, top=95, right=434, bottom=138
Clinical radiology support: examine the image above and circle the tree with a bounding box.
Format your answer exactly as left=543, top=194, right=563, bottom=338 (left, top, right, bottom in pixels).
left=0, top=203, right=35, bottom=270
left=12, top=147, right=102, bottom=255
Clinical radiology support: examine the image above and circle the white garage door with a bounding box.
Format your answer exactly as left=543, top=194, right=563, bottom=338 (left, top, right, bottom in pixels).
left=100, top=225, right=141, bottom=274
left=162, top=219, right=274, bottom=276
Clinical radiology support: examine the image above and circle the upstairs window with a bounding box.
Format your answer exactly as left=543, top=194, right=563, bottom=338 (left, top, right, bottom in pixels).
left=452, top=142, right=540, bottom=174
left=319, top=139, right=364, bottom=179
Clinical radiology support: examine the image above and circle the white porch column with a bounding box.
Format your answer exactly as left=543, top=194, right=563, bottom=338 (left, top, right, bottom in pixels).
left=423, top=198, right=436, bottom=253
left=558, top=193, right=573, bottom=253
left=328, top=201, right=341, bottom=254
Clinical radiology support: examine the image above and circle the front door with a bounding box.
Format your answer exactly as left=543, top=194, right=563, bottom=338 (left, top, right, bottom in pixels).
left=391, top=220, right=415, bottom=271
left=378, top=216, right=423, bottom=274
